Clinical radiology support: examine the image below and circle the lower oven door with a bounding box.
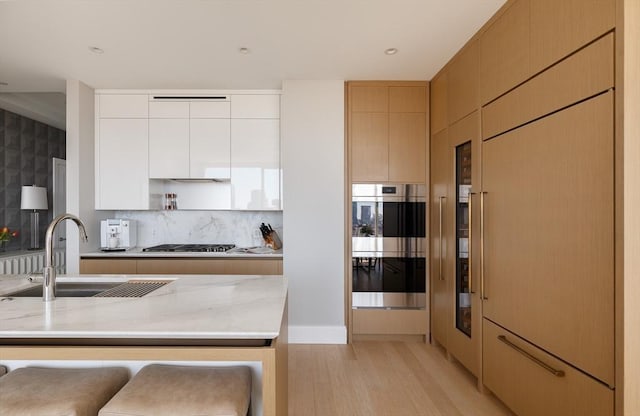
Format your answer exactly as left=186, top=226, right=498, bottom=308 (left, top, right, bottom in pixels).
left=352, top=256, right=426, bottom=309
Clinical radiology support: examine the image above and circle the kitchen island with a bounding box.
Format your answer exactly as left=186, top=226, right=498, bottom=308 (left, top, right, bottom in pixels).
left=0, top=274, right=288, bottom=416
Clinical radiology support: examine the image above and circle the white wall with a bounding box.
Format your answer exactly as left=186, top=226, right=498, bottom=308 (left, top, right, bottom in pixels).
left=65, top=80, right=112, bottom=272
left=281, top=80, right=346, bottom=343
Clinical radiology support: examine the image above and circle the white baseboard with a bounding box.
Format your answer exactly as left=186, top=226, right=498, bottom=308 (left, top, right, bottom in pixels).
left=288, top=325, right=347, bottom=344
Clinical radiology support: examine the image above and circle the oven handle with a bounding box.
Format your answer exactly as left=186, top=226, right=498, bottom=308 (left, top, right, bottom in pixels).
left=438, top=196, right=445, bottom=281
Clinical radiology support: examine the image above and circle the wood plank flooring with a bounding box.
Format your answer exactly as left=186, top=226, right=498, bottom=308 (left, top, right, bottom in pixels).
left=288, top=341, right=513, bottom=416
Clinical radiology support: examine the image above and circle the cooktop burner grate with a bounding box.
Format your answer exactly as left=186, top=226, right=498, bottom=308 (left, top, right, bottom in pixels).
left=142, top=244, right=235, bottom=253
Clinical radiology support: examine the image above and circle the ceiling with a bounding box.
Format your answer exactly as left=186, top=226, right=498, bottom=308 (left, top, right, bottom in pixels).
left=0, top=0, right=505, bottom=94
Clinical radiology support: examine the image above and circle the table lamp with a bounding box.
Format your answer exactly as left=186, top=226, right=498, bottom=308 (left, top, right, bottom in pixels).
left=20, top=185, right=48, bottom=250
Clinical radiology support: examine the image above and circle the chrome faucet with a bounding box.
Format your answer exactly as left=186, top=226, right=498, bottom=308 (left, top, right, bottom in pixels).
left=42, top=214, right=88, bottom=301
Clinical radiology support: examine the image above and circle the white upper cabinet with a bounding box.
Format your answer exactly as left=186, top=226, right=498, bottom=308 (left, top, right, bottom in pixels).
left=95, top=94, right=151, bottom=210
left=230, top=94, right=281, bottom=210
left=147, top=99, right=232, bottom=180
left=149, top=118, right=190, bottom=178
left=99, top=95, right=148, bottom=118
left=190, top=119, right=231, bottom=179
left=96, top=118, right=149, bottom=209
left=190, top=101, right=230, bottom=118
left=231, top=95, right=280, bottom=118
left=231, top=119, right=280, bottom=210
left=149, top=101, right=189, bottom=118
left=95, top=91, right=280, bottom=210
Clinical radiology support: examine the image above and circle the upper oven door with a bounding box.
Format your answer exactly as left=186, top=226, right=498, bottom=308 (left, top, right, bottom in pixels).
left=352, top=184, right=426, bottom=256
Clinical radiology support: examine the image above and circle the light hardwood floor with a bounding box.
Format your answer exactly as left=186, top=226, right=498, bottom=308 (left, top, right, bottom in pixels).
left=288, top=341, right=513, bottom=416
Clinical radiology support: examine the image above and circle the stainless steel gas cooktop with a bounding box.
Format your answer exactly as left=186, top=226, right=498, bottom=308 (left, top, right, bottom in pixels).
left=142, top=244, right=235, bottom=253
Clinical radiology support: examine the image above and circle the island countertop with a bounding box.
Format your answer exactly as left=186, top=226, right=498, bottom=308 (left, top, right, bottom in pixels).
left=0, top=274, right=287, bottom=342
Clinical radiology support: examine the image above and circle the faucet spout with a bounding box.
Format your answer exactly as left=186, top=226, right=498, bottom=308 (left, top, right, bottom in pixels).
left=43, top=214, right=88, bottom=302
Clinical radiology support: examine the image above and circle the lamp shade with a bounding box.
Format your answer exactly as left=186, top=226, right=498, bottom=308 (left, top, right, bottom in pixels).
left=20, top=186, right=48, bottom=210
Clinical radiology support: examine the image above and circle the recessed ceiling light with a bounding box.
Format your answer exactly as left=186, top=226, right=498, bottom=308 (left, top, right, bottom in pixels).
left=238, top=47, right=250, bottom=55
left=88, top=46, right=104, bottom=54
left=384, top=48, right=398, bottom=55
left=0, top=82, right=8, bottom=86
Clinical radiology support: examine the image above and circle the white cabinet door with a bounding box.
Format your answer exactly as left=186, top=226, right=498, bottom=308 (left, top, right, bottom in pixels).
left=190, top=119, right=231, bottom=179
left=99, top=95, right=148, bottom=118
left=231, top=95, right=280, bottom=118
left=149, top=101, right=189, bottom=118
left=149, top=119, right=190, bottom=178
left=231, top=119, right=280, bottom=210
left=97, top=119, right=149, bottom=209
left=190, top=101, right=230, bottom=118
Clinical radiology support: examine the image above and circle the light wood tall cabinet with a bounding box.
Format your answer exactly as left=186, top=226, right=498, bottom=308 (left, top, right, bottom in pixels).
left=349, top=82, right=428, bottom=184
left=429, top=0, right=620, bottom=413
left=428, top=111, right=482, bottom=378
left=429, top=128, right=450, bottom=348
left=428, top=48, right=482, bottom=381
left=446, top=111, right=482, bottom=377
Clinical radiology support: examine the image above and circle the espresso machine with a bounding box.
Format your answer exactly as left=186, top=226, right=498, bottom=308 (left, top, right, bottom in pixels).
left=100, top=219, right=137, bottom=251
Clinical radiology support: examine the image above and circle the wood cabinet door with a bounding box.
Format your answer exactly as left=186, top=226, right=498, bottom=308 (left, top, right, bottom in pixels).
left=482, top=92, right=614, bottom=386
left=148, top=118, right=190, bottom=178
left=430, top=128, right=451, bottom=348
left=389, top=113, right=426, bottom=183
left=479, top=0, right=530, bottom=105
left=349, top=86, right=388, bottom=112
left=447, top=111, right=481, bottom=377
left=135, top=258, right=282, bottom=275
left=80, top=259, right=137, bottom=274
left=483, top=319, right=614, bottom=416
left=389, top=86, right=427, bottom=113
left=430, top=74, right=448, bottom=134
left=447, top=41, right=479, bottom=125
left=530, top=0, right=615, bottom=73
left=97, top=118, right=149, bottom=209
left=351, top=112, right=389, bottom=182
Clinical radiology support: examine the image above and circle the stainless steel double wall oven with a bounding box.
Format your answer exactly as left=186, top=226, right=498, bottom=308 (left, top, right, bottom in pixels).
left=352, top=183, right=426, bottom=309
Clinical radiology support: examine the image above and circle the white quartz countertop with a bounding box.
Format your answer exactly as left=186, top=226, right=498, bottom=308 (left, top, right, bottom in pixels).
left=80, top=247, right=283, bottom=259
left=0, top=274, right=287, bottom=341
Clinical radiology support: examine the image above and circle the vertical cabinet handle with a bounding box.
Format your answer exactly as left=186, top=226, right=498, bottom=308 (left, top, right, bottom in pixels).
left=480, top=192, right=486, bottom=300
left=468, top=192, right=475, bottom=293
left=498, top=335, right=566, bottom=377
left=438, top=196, right=446, bottom=281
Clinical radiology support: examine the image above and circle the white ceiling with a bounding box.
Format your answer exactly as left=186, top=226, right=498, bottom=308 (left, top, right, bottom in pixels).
left=0, top=0, right=505, bottom=93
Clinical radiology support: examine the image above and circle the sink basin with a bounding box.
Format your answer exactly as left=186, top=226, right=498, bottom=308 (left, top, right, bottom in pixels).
left=5, top=282, right=121, bottom=298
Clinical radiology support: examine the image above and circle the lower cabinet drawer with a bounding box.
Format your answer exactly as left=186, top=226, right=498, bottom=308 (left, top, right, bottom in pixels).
left=483, top=319, right=613, bottom=416
left=352, top=309, right=427, bottom=335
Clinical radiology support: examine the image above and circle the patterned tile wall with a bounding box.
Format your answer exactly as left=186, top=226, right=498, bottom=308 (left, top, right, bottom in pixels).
left=0, top=108, right=66, bottom=252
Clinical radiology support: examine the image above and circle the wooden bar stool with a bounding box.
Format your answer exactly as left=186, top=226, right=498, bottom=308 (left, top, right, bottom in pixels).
left=0, top=366, right=129, bottom=416
left=99, top=364, right=252, bottom=416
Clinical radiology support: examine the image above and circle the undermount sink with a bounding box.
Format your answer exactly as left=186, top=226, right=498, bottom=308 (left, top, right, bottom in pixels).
left=4, top=280, right=170, bottom=298
left=6, top=282, right=121, bottom=298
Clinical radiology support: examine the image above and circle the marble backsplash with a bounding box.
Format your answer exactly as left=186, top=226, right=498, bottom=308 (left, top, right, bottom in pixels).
left=114, top=210, right=283, bottom=249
